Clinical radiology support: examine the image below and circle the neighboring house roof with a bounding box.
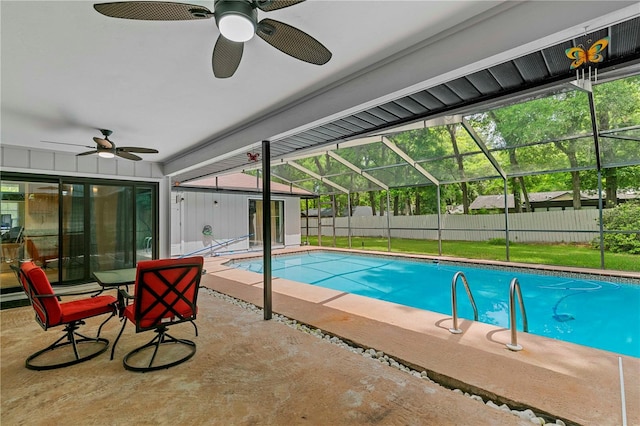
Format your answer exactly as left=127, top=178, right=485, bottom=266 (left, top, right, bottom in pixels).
left=470, top=191, right=639, bottom=210
left=469, top=194, right=515, bottom=210
left=179, top=173, right=314, bottom=196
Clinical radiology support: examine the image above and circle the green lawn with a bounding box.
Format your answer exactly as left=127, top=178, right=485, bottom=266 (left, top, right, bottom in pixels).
left=303, top=236, right=640, bottom=272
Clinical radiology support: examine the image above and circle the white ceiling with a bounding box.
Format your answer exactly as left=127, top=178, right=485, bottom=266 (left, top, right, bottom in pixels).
left=2, top=1, right=638, bottom=179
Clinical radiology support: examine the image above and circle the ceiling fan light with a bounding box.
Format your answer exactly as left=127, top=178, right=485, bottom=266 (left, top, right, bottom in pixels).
left=215, top=1, right=257, bottom=43
left=98, top=151, right=115, bottom=159
left=219, top=14, right=255, bottom=42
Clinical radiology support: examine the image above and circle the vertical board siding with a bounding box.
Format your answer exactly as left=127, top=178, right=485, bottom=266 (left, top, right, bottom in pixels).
left=302, top=210, right=601, bottom=243
left=1, top=145, right=163, bottom=179
left=171, top=191, right=302, bottom=256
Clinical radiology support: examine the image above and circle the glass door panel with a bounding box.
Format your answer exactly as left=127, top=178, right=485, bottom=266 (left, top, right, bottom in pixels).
left=61, top=183, right=85, bottom=281
left=2, top=180, right=59, bottom=286
left=136, top=187, right=154, bottom=261
left=249, top=199, right=284, bottom=248
left=90, top=184, right=134, bottom=273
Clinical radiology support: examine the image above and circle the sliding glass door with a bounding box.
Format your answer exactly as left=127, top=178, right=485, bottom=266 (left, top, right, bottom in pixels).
left=1, top=179, right=60, bottom=287
left=1, top=173, right=157, bottom=292
left=248, top=199, right=284, bottom=248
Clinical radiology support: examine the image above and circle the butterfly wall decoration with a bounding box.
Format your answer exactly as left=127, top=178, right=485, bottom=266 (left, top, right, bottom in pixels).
left=565, top=37, right=610, bottom=70
left=247, top=152, right=260, bottom=162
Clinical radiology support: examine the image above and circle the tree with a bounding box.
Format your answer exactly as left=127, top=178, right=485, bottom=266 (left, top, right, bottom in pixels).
left=593, top=76, right=640, bottom=206
left=593, top=201, right=640, bottom=254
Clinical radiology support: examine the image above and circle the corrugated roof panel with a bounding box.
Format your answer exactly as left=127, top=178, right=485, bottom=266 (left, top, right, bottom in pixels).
left=342, top=115, right=377, bottom=130
left=323, top=122, right=357, bottom=136
left=427, top=84, right=463, bottom=105
left=271, top=145, right=292, bottom=156
left=488, top=62, right=524, bottom=89
left=378, top=101, right=414, bottom=118
left=334, top=118, right=367, bottom=132
left=513, top=51, right=550, bottom=83
left=394, top=96, right=429, bottom=114
left=365, top=106, right=401, bottom=122
left=445, top=77, right=482, bottom=100
left=309, top=126, right=347, bottom=139
left=541, top=42, right=573, bottom=76
left=289, top=133, right=324, bottom=144
left=610, top=17, right=639, bottom=56
left=277, top=139, right=310, bottom=150
left=466, top=69, right=502, bottom=95
left=410, top=91, right=446, bottom=109
left=354, top=111, right=388, bottom=126
left=303, top=129, right=335, bottom=142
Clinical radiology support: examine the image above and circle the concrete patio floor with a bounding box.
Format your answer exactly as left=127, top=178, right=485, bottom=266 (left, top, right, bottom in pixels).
left=1, top=250, right=638, bottom=425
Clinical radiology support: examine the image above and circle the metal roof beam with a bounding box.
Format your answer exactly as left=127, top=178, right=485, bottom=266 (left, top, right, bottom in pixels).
left=326, top=151, right=389, bottom=190
left=381, top=137, right=439, bottom=185
left=286, top=161, right=349, bottom=194
left=461, top=118, right=507, bottom=180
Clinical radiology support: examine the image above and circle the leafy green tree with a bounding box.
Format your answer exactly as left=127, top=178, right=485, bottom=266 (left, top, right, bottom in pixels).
left=593, top=201, right=640, bottom=254
left=594, top=75, right=640, bottom=206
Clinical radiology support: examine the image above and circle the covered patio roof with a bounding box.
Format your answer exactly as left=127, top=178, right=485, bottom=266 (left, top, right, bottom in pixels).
left=190, top=73, right=640, bottom=196
left=172, top=14, right=640, bottom=186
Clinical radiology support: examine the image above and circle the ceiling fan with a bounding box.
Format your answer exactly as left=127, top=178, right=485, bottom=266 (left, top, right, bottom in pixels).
left=76, top=129, right=159, bottom=161
left=93, top=1, right=332, bottom=78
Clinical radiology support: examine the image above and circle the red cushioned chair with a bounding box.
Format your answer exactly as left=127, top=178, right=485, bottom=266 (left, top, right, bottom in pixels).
left=12, top=262, right=117, bottom=370
left=111, top=256, right=204, bottom=372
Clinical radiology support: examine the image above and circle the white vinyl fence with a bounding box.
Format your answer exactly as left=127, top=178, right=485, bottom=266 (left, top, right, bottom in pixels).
left=301, top=209, right=601, bottom=243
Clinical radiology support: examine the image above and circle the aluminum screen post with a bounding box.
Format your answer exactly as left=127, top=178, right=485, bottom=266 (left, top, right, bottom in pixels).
left=386, top=191, right=391, bottom=252
left=262, top=140, right=272, bottom=320
left=347, top=192, right=352, bottom=249
left=437, top=184, right=442, bottom=256
left=504, top=178, right=510, bottom=261
left=305, top=198, right=309, bottom=245
left=332, top=194, right=337, bottom=247
left=597, top=170, right=605, bottom=269
left=587, top=89, right=605, bottom=270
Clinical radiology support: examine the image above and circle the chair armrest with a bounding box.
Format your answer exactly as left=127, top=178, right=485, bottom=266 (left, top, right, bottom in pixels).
left=117, top=288, right=134, bottom=316
left=34, top=288, right=110, bottom=299
left=118, top=288, right=134, bottom=300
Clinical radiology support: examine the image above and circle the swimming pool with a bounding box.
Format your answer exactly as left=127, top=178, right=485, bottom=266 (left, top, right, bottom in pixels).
left=232, top=251, right=640, bottom=357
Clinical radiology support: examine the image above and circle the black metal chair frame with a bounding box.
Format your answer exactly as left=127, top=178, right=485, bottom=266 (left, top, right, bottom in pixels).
left=11, top=264, right=117, bottom=370
left=111, top=260, right=202, bottom=372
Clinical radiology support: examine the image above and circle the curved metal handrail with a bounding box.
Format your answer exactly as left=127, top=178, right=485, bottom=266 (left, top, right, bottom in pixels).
left=506, top=277, right=528, bottom=351
left=449, top=271, right=478, bottom=334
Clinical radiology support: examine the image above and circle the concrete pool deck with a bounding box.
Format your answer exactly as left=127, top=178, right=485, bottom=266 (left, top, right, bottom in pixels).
left=1, top=247, right=637, bottom=425
left=207, top=247, right=639, bottom=425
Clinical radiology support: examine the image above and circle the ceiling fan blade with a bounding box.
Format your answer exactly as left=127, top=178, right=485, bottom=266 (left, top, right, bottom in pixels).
left=77, top=150, right=99, bottom=157
left=119, top=147, right=159, bottom=153
left=116, top=151, right=142, bottom=161
left=255, top=0, right=306, bottom=12
left=94, top=2, right=212, bottom=21
left=213, top=35, right=244, bottom=78
left=257, top=19, right=331, bottom=65
left=93, top=137, right=113, bottom=149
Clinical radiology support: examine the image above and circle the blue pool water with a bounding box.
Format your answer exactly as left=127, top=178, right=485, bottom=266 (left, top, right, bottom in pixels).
left=232, top=252, right=640, bottom=357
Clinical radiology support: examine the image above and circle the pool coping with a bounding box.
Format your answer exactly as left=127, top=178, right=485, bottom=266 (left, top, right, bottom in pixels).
left=203, top=247, right=640, bottom=425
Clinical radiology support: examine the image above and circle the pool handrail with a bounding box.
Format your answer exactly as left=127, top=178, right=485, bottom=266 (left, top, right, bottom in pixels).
left=506, top=277, right=529, bottom=351
left=449, top=271, right=478, bottom=334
